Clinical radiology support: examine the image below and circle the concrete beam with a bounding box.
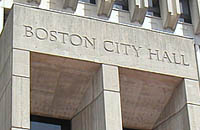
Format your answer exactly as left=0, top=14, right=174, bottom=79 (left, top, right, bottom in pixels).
left=189, top=0, right=200, bottom=34
left=97, top=0, right=116, bottom=17
left=14, top=0, right=41, bottom=6
left=128, top=0, right=149, bottom=24
left=159, top=0, right=181, bottom=30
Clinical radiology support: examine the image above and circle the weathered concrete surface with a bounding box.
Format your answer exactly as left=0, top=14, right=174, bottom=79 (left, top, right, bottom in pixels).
left=129, top=0, right=149, bottom=24
left=13, top=4, right=198, bottom=80
left=119, top=68, right=182, bottom=129
left=72, top=64, right=122, bottom=130
left=0, top=8, right=13, bottom=130
left=31, top=52, right=100, bottom=119
left=154, top=79, right=200, bottom=130
left=159, top=0, right=181, bottom=30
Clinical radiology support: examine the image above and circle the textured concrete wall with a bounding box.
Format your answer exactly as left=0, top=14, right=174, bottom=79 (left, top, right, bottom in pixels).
left=0, top=9, right=13, bottom=130
left=0, top=8, right=30, bottom=130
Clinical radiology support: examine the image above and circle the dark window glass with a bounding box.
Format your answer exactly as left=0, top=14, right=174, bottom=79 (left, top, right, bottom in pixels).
left=31, top=122, right=61, bottom=130
left=179, top=0, right=191, bottom=23
left=79, top=0, right=96, bottom=4
left=31, top=115, right=71, bottom=130
left=147, top=0, right=160, bottom=17
left=114, top=0, right=129, bottom=11
left=123, top=128, right=139, bottom=130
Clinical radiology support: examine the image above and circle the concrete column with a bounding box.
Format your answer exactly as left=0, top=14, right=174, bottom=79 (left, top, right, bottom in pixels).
left=154, top=79, right=200, bottom=130
left=12, top=49, right=30, bottom=130
left=0, top=7, right=3, bottom=34
left=97, top=0, right=116, bottom=17
left=159, top=0, right=181, bottom=30
left=189, top=0, right=200, bottom=34
left=0, top=9, right=12, bottom=130
left=72, top=64, right=123, bottom=130
left=128, top=0, right=149, bottom=24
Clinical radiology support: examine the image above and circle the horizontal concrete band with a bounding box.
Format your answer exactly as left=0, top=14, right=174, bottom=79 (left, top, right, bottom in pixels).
left=12, top=4, right=198, bottom=80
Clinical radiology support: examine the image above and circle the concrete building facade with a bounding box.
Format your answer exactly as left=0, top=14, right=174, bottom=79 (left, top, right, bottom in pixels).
left=0, top=0, right=200, bottom=130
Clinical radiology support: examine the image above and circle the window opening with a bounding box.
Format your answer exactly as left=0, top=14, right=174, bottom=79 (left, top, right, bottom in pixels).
left=113, top=0, right=129, bottom=11
left=31, top=115, right=71, bottom=130
left=147, top=0, right=160, bottom=17
left=179, top=0, right=191, bottom=23
left=79, top=0, right=96, bottom=4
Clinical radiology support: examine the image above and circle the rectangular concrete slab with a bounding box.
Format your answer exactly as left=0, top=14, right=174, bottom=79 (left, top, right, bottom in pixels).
left=12, top=4, right=198, bottom=80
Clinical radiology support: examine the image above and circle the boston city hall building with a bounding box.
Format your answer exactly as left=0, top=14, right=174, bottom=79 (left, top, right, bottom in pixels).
left=1, top=0, right=200, bottom=130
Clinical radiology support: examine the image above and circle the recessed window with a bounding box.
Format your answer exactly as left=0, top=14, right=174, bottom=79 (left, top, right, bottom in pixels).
left=79, top=0, right=96, bottom=4
left=147, top=0, right=160, bottom=17
left=123, top=128, right=140, bottom=130
left=179, top=0, right=191, bottom=23
left=113, top=0, right=129, bottom=11
left=31, top=115, right=71, bottom=130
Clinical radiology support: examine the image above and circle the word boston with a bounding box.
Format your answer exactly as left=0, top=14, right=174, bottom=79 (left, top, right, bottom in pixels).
left=23, top=25, right=190, bottom=66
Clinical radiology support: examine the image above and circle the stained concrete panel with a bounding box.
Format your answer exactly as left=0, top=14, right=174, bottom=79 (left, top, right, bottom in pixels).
left=31, top=52, right=100, bottom=119
left=12, top=76, right=30, bottom=129
left=12, top=4, right=198, bottom=80
left=153, top=106, right=190, bottom=130
left=119, top=68, right=182, bottom=129
left=187, top=104, right=200, bottom=130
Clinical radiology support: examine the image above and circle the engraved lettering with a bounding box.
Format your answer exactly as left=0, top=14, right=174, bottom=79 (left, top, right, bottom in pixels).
left=50, top=31, right=57, bottom=42
left=131, top=45, right=142, bottom=57
left=24, top=25, right=33, bottom=37
left=58, top=32, right=69, bottom=44
left=181, top=54, right=189, bottom=66
left=83, top=36, right=96, bottom=49
left=162, top=51, right=172, bottom=63
left=121, top=43, right=130, bottom=55
left=115, top=42, right=120, bottom=54
left=70, top=34, right=82, bottom=46
left=35, top=28, right=48, bottom=40
left=148, top=49, right=160, bottom=61
left=104, top=41, right=114, bottom=52
left=172, top=53, right=181, bottom=64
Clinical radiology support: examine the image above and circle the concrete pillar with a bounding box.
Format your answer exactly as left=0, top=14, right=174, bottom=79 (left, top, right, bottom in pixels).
left=154, top=79, right=200, bottom=130
left=72, top=64, right=123, bottom=130
left=189, top=0, right=200, bottom=34
left=97, top=0, right=116, bottom=17
left=13, top=0, right=41, bottom=6
left=0, top=7, right=3, bottom=34
left=0, top=8, right=12, bottom=130
left=12, top=49, right=30, bottom=130
left=128, top=0, right=149, bottom=24
left=159, top=0, right=181, bottom=30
